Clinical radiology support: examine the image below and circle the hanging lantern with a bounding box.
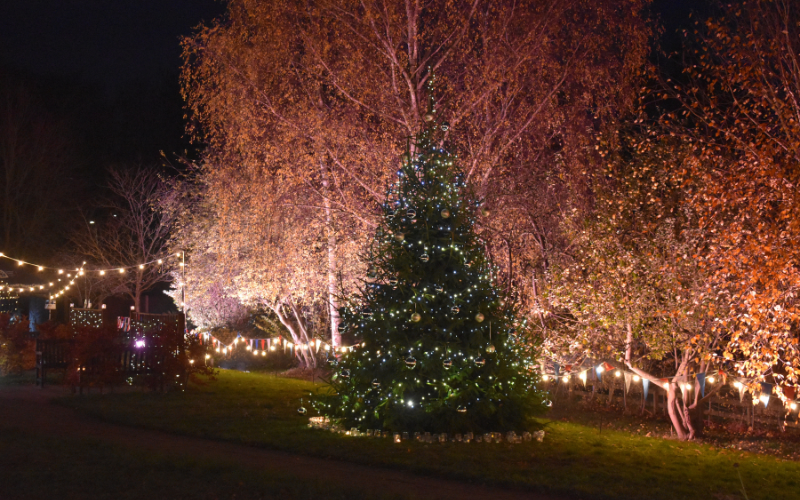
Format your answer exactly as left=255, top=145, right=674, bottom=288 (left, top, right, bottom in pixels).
left=405, top=356, right=417, bottom=369
left=475, top=313, right=485, bottom=323
left=443, top=359, right=453, bottom=370
left=475, top=357, right=486, bottom=367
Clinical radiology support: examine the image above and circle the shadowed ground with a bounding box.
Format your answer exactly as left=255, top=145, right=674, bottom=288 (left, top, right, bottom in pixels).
left=0, top=385, right=550, bottom=500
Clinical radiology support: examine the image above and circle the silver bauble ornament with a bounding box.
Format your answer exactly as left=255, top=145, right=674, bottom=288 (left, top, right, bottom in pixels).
left=451, top=305, right=460, bottom=314
left=298, top=406, right=307, bottom=415
left=475, top=357, right=486, bottom=367
left=443, top=359, right=453, bottom=370
left=372, top=379, right=381, bottom=388
left=420, top=253, right=429, bottom=263
left=406, top=208, right=416, bottom=218
left=405, top=356, right=417, bottom=369
left=457, top=406, right=467, bottom=413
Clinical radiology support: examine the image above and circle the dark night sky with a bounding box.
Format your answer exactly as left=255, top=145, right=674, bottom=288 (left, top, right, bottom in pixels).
left=0, top=0, right=225, bottom=96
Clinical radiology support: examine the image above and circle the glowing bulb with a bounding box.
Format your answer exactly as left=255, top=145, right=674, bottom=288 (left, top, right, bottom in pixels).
left=100, top=270, right=105, bottom=275
left=119, top=268, right=125, bottom=273
left=58, top=270, right=63, bottom=274
left=734, top=381, right=743, bottom=389
left=176, top=252, right=181, bottom=257
left=791, top=403, right=798, bottom=411
left=759, top=394, right=770, bottom=407
left=542, top=375, right=549, bottom=381
left=615, top=370, right=621, bottom=377
left=597, top=366, right=605, bottom=373
left=37, top=266, right=43, bottom=271
left=562, top=375, right=569, bottom=383
left=708, top=376, right=715, bottom=384
left=157, top=259, right=163, bottom=264
left=139, top=264, right=144, bottom=269
left=17, top=260, right=23, bottom=266
left=633, top=375, right=640, bottom=382
left=205, top=354, right=211, bottom=359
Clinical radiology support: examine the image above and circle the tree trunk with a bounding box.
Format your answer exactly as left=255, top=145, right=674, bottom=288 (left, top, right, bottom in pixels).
left=666, top=384, right=690, bottom=440
left=320, top=161, right=341, bottom=349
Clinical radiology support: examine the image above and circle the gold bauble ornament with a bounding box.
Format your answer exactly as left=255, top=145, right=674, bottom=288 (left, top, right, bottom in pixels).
left=411, top=312, right=421, bottom=322
left=475, top=313, right=485, bottom=323
left=441, top=209, right=450, bottom=219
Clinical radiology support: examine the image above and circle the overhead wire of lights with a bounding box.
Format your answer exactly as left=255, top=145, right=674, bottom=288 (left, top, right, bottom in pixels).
left=0, top=251, right=186, bottom=300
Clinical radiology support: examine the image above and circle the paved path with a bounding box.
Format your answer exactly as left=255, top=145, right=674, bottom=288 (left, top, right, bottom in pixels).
left=0, top=386, right=559, bottom=500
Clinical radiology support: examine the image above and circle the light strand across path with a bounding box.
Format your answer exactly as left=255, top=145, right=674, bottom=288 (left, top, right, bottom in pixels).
left=0, top=251, right=184, bottom=275
left=0, top=251, right=185, bottom=299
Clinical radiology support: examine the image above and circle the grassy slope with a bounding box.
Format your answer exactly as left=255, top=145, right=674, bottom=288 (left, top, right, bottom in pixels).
left=62, top=370, right=800, bottom=500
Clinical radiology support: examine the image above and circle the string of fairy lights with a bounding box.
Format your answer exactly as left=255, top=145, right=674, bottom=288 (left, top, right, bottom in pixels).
left=0, top=251, right=185, bottom=301
left=201, top=331, right=358, bottom=357
left=543, top=359, right=800, bottom=412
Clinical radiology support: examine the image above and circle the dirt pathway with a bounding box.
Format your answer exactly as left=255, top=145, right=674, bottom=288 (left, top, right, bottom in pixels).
left=0, top=386, right=559, bottom=500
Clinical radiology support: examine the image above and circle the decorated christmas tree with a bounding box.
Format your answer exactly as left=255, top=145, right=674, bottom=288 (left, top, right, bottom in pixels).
left=316, top=107, right=546, bottom=434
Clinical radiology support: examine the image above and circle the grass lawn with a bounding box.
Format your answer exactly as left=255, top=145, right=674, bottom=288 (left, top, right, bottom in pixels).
left=61, top=369, right=800, bottom=500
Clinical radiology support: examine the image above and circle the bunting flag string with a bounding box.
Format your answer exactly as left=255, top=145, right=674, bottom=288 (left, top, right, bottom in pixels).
left=539, top=357, right=799, bottom=412
left=197, top=331, right=360, bottom=358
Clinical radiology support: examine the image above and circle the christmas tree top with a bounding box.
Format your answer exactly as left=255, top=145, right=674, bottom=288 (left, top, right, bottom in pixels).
left=315, top=105, right=546, bottom=434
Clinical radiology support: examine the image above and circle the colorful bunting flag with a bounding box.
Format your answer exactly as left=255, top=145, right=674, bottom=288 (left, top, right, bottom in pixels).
left=696, top=372, right=706, bottom=398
